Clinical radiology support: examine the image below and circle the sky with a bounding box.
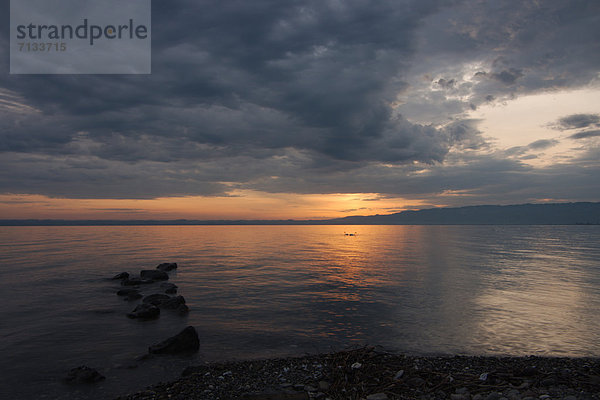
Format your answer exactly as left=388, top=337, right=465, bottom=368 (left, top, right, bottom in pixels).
left=1, top=0, right=599, bottom=220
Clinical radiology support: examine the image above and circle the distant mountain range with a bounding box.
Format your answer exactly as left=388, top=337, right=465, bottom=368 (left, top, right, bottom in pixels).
left=325, top=202, right=600, bottom=225
left=1, top=202, right=599, bottom=226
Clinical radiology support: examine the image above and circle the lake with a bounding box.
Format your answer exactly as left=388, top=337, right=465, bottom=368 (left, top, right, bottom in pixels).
left=1, top=225, right=599, bottom=399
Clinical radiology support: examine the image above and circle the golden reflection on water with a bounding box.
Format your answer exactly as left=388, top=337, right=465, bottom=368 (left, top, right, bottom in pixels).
left=1, top=225, right=599, bottom=357
left=471, top=235, right=594, bottom=355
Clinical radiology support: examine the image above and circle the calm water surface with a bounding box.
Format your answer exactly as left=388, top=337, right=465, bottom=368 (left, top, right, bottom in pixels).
left=0, top=225, right=599, bottom=399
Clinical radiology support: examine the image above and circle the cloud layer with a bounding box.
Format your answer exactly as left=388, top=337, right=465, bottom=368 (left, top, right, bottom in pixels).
left=1, top=0, right=599, bottom=208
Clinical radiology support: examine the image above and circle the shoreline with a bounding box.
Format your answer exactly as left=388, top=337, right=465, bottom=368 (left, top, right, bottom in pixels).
left=116, top=348, right=600, bottom=400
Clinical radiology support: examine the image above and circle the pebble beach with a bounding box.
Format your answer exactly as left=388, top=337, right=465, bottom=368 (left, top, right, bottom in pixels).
left=116, top=347, right=600, bottom=400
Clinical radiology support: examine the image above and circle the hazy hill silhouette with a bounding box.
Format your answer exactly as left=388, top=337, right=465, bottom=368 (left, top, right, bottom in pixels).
left=1, top=202, right=598, bottom=225
left=326, top=202, right=600, bottom=225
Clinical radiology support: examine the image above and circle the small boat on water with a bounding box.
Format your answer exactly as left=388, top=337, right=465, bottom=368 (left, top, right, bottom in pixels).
left=344, top=232, right=357, bottom=236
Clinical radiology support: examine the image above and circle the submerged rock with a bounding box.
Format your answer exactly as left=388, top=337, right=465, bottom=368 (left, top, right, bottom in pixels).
left=160, top=282, right=178, bottom=294
left=161, top=295, right=186, bottom=309
left=117, top=288, right=143, bottom=301
left=157, top=262, right=178, bottom=271
left=148, top=326, right=199, bottom=354
left=64, top=366, right=105, bottom=384
left=122, top=278, right=154, bottom=286
left=127, top=303, right=160, bottom=320
left=111, top=272, right=129, bottom=280
left=125, top=292, right=143, bottom=301
left=140, top=270, right=169, bottom=281
left=142, top=293, right=171, bottom=306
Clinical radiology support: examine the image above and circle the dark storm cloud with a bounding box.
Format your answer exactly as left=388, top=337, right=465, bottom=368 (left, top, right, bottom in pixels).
left=1, top=0, right=453, bottom=165
left=0, top=0, right=598, bottom=205
left=402, top=0, right=600, bottom=121
left=442, top=119, right=487, bottom=150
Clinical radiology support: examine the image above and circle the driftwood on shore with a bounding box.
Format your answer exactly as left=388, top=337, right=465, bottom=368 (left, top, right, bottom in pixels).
left=117, top=347, right=600, bottom=400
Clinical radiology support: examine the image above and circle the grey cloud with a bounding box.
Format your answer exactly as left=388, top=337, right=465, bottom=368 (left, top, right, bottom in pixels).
left=549, top=114, right=600, bottom=140
left=0, top=153, right=232, bottom=199
left=1, top=0, right=459, bottom=166
left=554, top=114, right=600, bottom=130
left=519, top=154, right=538, bottom=160
left=490, top=69, right=524, bottom=85
left=504, top=139, right=559, bottom=157
left=437, top=78, right=456, bottom=89
left=528, top=139, right=558, bottom=150
left=399, top=0, right=600, bottom=122
left=569, top=130, right=600, bottom=140
left=0, top=0, right=598, bottom=207
left=442, top=119, right=488, bottom=150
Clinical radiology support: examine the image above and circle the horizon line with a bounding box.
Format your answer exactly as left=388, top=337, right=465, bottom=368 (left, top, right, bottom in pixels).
left=1, top=201, right=598, bottom=226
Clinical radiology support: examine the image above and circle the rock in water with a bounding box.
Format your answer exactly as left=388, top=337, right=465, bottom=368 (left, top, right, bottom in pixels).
left=142, top=293, right=171, bottom=305
left=140, top=270, right=169, bottom=281
left=65, top=366, right=105, bottom=384
left=122, top=278, right=154, bottom=286
left=117, top=288, right=143, bottom=301
left=111, top=272, right=129, bottom=280
left=160, top=282, right=178, bottom=294
left=161, top=295, right=186, bottom=309
left=127, top=303, right=160, bottom=320
left=148, top=326, right=199, bottom=354
left=125, top=292, right=143, bottom=301
left=156, top=262, right=177, bottom=271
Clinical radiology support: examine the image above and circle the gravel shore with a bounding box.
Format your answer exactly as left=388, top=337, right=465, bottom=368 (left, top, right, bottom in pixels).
left=116, top=348, right=600, bottom=400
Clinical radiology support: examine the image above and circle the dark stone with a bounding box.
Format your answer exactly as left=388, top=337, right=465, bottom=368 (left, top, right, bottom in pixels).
left=140, top=270, right=169, bottom=281
left=541, top=377, right=556, bottom=386
left=485, top=393, right=501, bottom=400
left=111, top=272, right=129, bottom=280
left=125, top=292, right=143, bottom=301
left=117, top=288, right=140, bottom=296
left=407, top=376, right=425, bottom=388
left=519, top=366, right=538, bottom=377
left=127, top=303, right=160, bottom=320
left=157, top=262, right=178, bottom=271
left=161, top=295, right=186, bottom=309
left=148, top=326, right=199, bottom=354
left=160, top=282, right=178, bottom=294
left=142, top=293, right=171, bottom=306
left=65, top=366, right=105, bottom=384
left=122, top=278, right=155, bottom=286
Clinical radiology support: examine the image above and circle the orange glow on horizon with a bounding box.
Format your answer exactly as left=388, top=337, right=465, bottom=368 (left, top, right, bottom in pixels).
left=0, top=190, right=427, bottom=220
